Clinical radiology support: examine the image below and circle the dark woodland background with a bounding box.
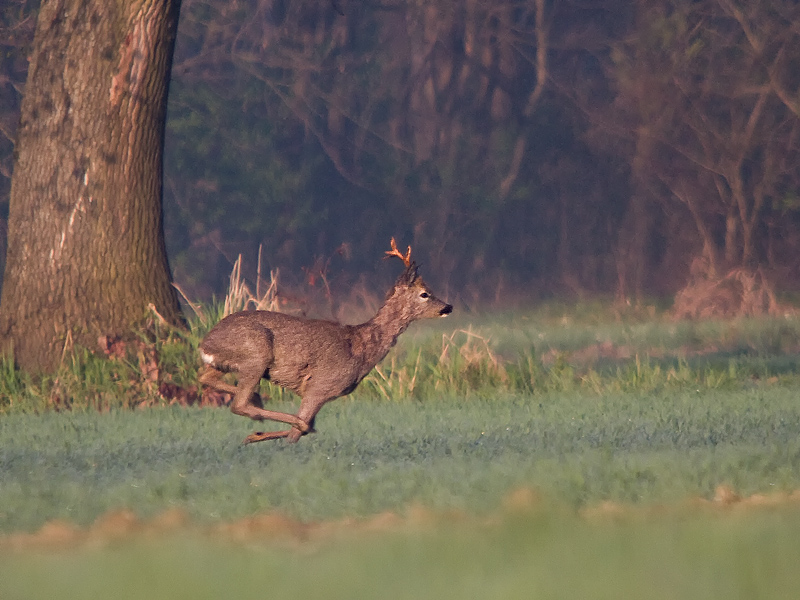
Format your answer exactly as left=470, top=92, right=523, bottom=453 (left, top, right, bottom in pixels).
left=2, top=0, right=799, bottom=314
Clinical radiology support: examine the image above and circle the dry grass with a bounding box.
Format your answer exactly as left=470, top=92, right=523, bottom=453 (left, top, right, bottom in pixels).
left=672, top=258, right=792, bottom=320
left=223, top=253, right=281, bottom=316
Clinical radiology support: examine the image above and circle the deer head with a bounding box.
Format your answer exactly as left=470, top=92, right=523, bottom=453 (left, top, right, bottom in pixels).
left=384, top=238, right=452, bottom=320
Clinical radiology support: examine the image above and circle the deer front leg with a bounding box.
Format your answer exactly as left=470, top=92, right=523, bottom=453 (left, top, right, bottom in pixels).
left=247, top=398, right=326, bottom=445
left=284, top=397, right=327, bottom=443
left=244, top=417, right=319, bottom=445
left=231, top=392, right=313, bottom=434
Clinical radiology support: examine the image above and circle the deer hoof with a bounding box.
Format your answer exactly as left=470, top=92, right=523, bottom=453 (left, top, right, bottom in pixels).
left=242, top=430, right=289, bottom=444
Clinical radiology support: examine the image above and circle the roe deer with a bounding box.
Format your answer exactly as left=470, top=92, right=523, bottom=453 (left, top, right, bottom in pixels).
left=198, top=238, right=453, bottom=444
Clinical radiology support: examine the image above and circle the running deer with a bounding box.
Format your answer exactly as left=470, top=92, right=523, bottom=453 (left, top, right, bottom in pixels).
left=198, top=239, right=453, bottom=444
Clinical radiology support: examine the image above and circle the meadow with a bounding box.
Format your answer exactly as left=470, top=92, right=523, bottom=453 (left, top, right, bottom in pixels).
left=4, top=507, right=800, bottom=600
left=2, top=384, right=800, bottom=532
left=2, top=305, right=800, bottom=598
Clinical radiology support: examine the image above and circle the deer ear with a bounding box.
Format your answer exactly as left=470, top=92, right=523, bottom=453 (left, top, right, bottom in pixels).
left=397, top=261, right=418, bottom=285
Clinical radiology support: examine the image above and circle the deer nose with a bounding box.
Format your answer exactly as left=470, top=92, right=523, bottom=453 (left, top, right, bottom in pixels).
left=440, top=304, right=453, bottom=316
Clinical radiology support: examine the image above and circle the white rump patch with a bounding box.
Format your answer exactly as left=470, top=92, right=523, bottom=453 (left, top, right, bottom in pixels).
left=200, top=350, right=215, bottom=365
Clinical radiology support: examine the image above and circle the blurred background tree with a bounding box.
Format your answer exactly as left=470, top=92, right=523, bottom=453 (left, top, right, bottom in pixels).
left=2, top=0, right=799, bottom=318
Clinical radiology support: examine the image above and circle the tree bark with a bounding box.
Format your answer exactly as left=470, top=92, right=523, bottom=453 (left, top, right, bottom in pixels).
left=0, top=0, right=183, bottom=372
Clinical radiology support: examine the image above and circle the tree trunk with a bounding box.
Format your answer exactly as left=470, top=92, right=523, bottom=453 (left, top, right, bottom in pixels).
left=0, top=0, right=183, bottom=372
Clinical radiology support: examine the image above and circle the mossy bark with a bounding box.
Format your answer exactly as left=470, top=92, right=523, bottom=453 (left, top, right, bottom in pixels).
left=0, top=0, right=183, bottom=372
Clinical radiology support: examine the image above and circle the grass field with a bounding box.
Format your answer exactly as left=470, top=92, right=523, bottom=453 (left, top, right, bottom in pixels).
left=4, top=507, right=800, bottom=600
left=2, top=384, right=800, bottom=532
left=2, top=309, right=800, bottom=598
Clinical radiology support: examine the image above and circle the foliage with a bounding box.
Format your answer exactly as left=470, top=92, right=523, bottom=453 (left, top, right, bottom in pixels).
left=5, top=305, right=800, bottom=412
left=585, top=0, right=800, bottom=297
left=162, top=0, right=610, bottom=301
left=164, top=73, right=340, bottom=295
left=0, top=314, right=201, bottom=413
left=2, top=1, right=799, bottom=306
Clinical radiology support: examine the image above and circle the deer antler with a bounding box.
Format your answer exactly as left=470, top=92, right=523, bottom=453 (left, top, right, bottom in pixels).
left=384, top=237, right=412, bottom=267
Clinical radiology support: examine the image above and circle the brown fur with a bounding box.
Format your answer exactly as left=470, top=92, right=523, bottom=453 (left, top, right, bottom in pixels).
left=199, top=260, right=452, bottom=444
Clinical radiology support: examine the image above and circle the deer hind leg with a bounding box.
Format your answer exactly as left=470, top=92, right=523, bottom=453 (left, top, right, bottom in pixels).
left=244, top=396, right=326, bottom=445
left=201, top=325, right=312, bottom=437
left=199, top=365, right=266, bottom=408
left=199, top=366, right=239, bottom=396
left=229, top=360, right=312, bottom=434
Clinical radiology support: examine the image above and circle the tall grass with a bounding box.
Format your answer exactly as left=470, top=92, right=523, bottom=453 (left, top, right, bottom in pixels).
left=3, top=258, right=800, bottom=410
left=354, top=325, right=798, bottom=403
left=3, top=307, right=800, bottom=413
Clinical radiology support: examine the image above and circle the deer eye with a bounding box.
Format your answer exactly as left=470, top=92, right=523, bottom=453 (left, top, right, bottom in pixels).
left=419, top=292, right=430, bottom=299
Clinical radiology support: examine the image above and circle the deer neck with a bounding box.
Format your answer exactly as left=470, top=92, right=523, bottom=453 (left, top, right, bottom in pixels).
left=353, top=297, right=413, bottom=368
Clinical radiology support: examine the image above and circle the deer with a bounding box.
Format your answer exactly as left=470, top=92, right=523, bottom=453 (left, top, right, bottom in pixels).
left=198, top=238, right=453, bottom=444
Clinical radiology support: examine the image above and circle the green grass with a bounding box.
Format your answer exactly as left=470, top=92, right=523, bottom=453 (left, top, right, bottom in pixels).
left=4, top=310, right=800, bottom=412
left=3, top=507, right=800, bottom=600
left=2, top=308, right=800, bottom=533
left=3, top=308, right=800, bottom=598
left=442, top=306, right=800, bottom=355
left=2, top=384, right=800, bottom=533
